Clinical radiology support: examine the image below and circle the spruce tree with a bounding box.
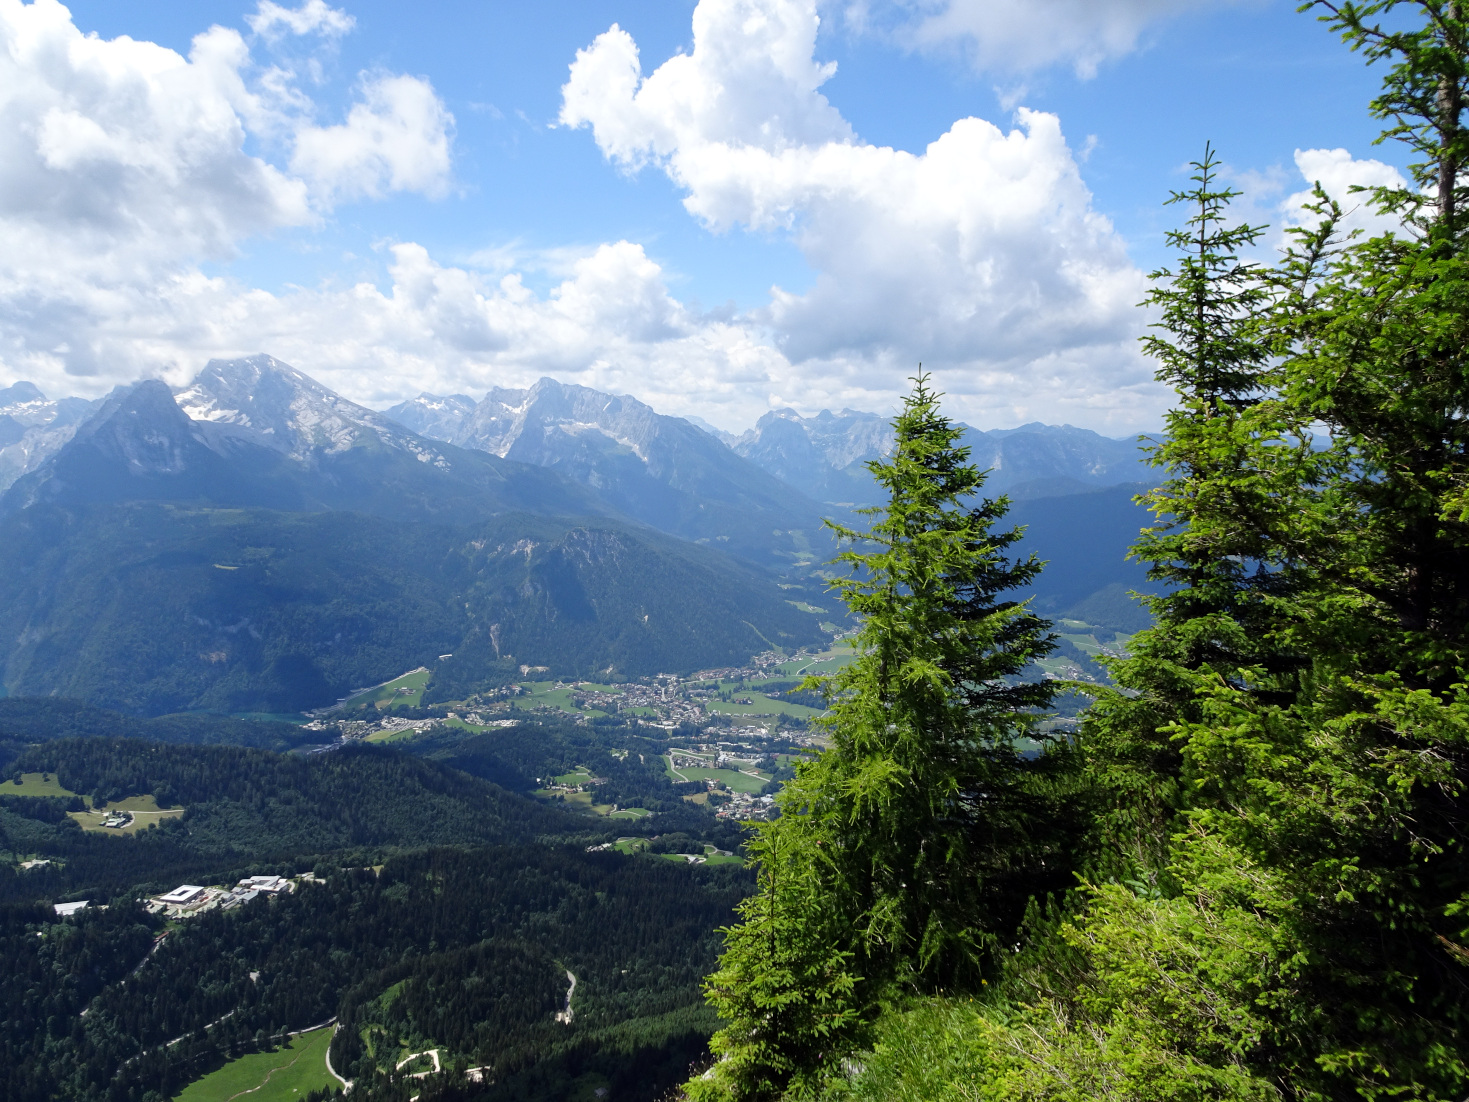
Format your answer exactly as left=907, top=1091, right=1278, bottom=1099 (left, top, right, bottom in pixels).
left=688, top=376, right=1072, bottom=1101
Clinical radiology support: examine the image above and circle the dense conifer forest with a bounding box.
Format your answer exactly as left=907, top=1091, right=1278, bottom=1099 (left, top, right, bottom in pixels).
left=0, top=505, right=825, bottom=714
left=0, top=711, right=761, bottom=1102
left=2, top=848, right=749, bottom=1102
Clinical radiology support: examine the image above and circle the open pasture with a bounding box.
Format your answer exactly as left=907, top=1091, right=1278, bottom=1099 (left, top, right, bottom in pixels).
left=5, top=773, right=84, bottom=801
left=172, top=1025, right=336, bottom=1102
left=69, top=793, right=184, bottom=834
left=339, top=668, right=432, bottom=712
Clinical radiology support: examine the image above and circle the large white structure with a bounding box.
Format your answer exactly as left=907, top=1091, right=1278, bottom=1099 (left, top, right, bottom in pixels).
left=156, top=884, right=206, bottom=906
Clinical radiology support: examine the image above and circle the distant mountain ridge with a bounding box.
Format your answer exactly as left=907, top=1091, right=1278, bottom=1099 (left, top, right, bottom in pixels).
left=1, top=358, right=605, bottom=524
left=0, top=381, right=99, bottom=492
left=175, top=355, right=449, bottom=462
left=0, top=504, right=826, bottom=714
left=728, top=407, right=1150, bottom=504
left=0, top=357, right=833, bottom=714
left=387, top=378, right=830, bottom=569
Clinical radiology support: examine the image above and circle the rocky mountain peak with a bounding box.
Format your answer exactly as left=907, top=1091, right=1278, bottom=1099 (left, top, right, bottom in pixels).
left=73, top=380, right=203, bottom=475
left=175, top=354, right=446, bottom=465
left=0, top=380, right=46, bottom=408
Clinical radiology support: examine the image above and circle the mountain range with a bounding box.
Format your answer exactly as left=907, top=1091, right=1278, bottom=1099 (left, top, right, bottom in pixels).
left=721, top=407, right=1151, bottom=504
left=0, top=355, right=1157, bottom=714
left=386, top=379, right=828, bottom=569
left=0, top=380, right=99, bottom=493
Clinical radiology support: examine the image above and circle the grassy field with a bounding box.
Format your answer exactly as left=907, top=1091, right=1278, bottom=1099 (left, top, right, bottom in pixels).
left=339, top=668, right=432, bottom=712
left=5, top=773, right=84, bottom=801
left=664, top=756, right=770, bottom=794
left=69, top=794, right=184, bottom=834
left=775, top=648, right=857, bottom=677
left=705, top=697, right=823, bottom=719
left=518, top=682, right=614, bottom=718
left=173, top=1026, right=337, bottom=1102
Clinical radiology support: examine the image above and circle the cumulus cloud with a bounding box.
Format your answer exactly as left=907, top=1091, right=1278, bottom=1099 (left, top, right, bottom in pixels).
left=851, top=0, right=1247, bottom=78
left=0, top=0, right=452, bottom=381
left=0, top=0, right=1170, bottom=434
left=1283, top=147, right=1409, bottom=240
left=560, top=0, right=1157, bottom=427
left=292, top=73, right=453, bottom=201
left=247, top=0, right=355, bottom=40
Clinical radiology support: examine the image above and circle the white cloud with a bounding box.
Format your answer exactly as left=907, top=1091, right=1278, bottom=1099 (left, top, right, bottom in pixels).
left=560, top=0, right=1158, bottom=428
left=0, top=0, right=1166, bottom=436
left=291, top=73, right=453, bottom=201
left=247, top=0, right=355, bottom=40
left=850, top=0, right=1248, bottom=78
left=0, top=0, right=453, bottom=381
left=1283, top=147, right=1409, bottom=240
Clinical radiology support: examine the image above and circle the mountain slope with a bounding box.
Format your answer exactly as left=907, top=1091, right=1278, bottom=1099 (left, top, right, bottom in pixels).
left=1008, top=482, right=1156, bottom=631
left=388, top=378, right=831, bottom=569
left=0, top=504, right=826, bottom=714
left=1, top=360, right=606, bottom=523
left=732, top=407, right=1150, bottom=504
left=0, top=380, right=99, bottom=491
left=732, top=407, right=893, bottom=504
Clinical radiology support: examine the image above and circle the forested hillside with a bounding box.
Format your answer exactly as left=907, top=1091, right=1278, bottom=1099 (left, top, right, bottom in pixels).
left=3, top=847, right=749, bottom=1102
left=0, top=504, right=825, bottom=714
left=0, top=700, right=325, bottom=776
left=0, top=738, right=580, bottom=903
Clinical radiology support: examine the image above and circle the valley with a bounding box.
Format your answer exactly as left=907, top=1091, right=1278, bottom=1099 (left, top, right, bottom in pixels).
left=0, top=357, right=1146, bottom=1102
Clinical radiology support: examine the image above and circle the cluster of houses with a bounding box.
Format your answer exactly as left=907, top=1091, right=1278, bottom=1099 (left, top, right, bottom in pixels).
left=146, top=874, right=295, bottom=918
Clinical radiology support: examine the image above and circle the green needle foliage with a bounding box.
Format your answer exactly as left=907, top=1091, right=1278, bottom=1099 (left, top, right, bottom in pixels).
left=688, top=377, right=1076, bottom=1101
left=695, top=6, right=1469, bottom=1100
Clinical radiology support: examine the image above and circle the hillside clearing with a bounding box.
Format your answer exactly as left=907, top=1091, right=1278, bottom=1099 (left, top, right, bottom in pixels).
left=172, top=1025, right=335, bottom=1102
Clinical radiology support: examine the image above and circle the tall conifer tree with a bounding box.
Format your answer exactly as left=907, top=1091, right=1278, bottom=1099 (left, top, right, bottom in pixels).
left=689, top=377, right=1073, bottom=1101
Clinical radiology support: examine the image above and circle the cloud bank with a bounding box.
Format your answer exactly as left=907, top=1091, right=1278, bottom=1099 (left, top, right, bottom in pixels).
left=560, top=0, right=1157, bottom=427
left=0, top=0, right=451, bottom=381
left=855, top=0, right=1250, bottom=79
left=0, top=0, right=1379, bottom=435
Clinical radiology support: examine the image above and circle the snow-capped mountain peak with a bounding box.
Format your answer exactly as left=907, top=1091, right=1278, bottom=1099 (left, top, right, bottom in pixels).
left=174, top=355, right=449, bottom=467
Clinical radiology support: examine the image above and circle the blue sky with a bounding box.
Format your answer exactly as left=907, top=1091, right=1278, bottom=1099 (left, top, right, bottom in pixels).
left=0, top=0, right=1414, bottom=432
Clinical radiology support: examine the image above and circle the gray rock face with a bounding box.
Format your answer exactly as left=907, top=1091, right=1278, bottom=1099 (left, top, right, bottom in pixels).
left=386, top=392, right=477, bottom=443
left=0, top=381, right=101, bottom=491
left=386, top=378, right=828, bottom=569
left=2, top=357, right=604, bottom=523
left=175, top=355, right=451, bottom=468
left=733, top=408, right=892, bottom=504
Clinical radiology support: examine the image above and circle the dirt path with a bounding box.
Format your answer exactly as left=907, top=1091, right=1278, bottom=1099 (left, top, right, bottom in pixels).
left=396, top=1048, right=442, bottom=1079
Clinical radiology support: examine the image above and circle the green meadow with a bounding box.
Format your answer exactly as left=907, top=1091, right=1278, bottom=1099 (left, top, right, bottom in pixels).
left=172, top=1026, right=337, bottom=1102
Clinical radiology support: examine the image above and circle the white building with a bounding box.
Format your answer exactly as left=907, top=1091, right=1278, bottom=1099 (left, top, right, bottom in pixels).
left=156, top=884, right=207, bottom=907
left=236, top=875, right=291, bottom=894
left=53, top=900, right=89, bottom=917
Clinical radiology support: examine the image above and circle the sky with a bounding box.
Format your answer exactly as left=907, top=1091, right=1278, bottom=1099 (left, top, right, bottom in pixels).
left=0, top=0, right=1416, bottom=434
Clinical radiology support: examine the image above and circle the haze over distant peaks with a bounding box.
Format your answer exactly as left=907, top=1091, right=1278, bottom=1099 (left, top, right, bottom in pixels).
left=730, top=407, right=1149, bottom=504
left=0, top=357, right=601, bottom=522
left=387, top=377, right=828, bottom=569
left=0, top=380, right=100, bottom=491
